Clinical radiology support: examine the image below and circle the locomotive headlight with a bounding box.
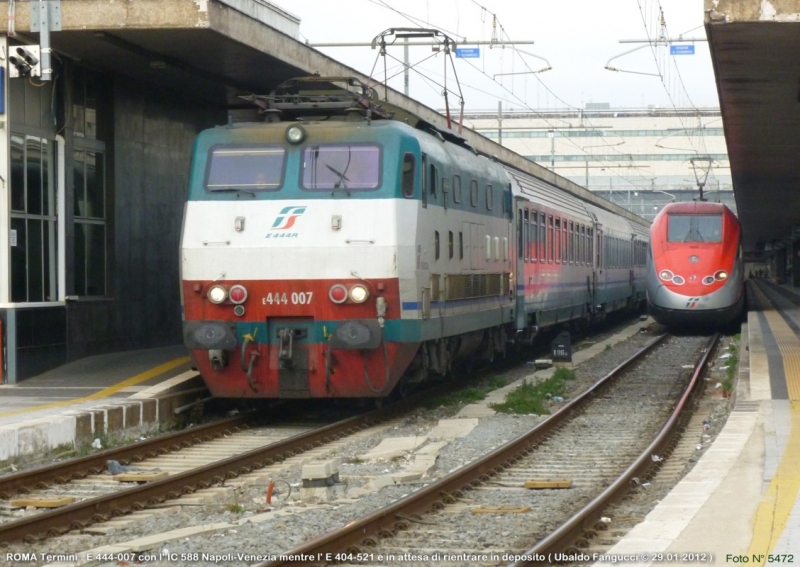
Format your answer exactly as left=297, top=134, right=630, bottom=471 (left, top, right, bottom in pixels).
left=349, top=284, right=369, bottom=303
left=285, top=125, right=306, bottom=144
left=715, top=270, right=729, bottom=281
left=659, top=269, right=674, bottom=281
left=207, top=285, right=228, bottom=304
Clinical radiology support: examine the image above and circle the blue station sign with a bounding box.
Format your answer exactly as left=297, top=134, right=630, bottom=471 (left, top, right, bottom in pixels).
left=455, top=47, right=480, bottom=58
left=670, top=45, right=695, bottom=55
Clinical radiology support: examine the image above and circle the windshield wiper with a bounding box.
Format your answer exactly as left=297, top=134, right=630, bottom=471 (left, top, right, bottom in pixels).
left=325, top=164, right=350, bottom=195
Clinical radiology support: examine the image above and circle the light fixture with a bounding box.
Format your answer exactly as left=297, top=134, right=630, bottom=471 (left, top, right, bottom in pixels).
left=286, top=125, right=306, bottom=144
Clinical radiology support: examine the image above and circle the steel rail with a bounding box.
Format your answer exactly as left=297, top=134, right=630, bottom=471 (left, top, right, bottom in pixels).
left=257, top=332, right=670, bottom=567
left=0, top=407, right=399, bottom=544
left=0, top=413, right=253, bottom=499
left=511, top=332, right=720, bottom=565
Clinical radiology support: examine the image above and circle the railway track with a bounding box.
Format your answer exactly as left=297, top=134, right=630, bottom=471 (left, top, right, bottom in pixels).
left=255, top=332, right=718, bottom=567
left=0, top=374, right=506, bottom=546
left=0, top=407, right=403, bottom=544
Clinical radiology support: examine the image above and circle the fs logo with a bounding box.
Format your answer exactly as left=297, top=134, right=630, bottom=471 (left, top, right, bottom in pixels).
left=686, top=297, right=701, bottom=308
left=270, top=206, right=306, bottom=230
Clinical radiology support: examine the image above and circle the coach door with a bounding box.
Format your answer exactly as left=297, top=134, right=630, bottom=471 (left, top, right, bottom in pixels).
left=268, top=317, right=313, bottom=398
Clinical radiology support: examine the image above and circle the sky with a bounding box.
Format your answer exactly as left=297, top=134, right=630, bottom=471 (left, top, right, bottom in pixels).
left=282, top=0, right=718, bottom=113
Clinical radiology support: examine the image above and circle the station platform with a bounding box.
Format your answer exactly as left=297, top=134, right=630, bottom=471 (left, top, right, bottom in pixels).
left=0, top=345, right=202, bottom=463
left=597, top=278, right=800, bottom=565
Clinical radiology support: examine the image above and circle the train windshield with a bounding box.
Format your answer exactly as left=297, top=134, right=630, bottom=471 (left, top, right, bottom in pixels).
left=667, top=214, right=722, bottom=243
left=205, top=145, right=285, bottom=192
left=301, top=145, right=381, bottom=191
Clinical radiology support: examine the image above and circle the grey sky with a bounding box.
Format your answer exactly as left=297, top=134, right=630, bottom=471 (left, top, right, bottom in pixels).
left=285, top=0, right=717, bottom=112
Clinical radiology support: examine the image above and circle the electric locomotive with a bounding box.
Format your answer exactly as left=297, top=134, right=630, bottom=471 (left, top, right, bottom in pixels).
left=181, top=77, right=649, bottom=400
left=646, top=201, right=744, bottom=327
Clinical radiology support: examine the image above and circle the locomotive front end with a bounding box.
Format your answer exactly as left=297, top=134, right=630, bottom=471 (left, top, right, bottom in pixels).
left=181, top=119, right=418, bottom=399
left=646, top=203, right=744, bottom=327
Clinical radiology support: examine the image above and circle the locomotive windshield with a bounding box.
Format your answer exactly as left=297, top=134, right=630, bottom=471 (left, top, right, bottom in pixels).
left=301, top=145, right=381, bottom=191
left=667, top=214, right=722, bottom=243
left=205, top=145, right=286, bottom=192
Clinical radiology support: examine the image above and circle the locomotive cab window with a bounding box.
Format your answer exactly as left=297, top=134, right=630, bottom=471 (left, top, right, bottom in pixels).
left=667, top=214, right=722, bottom=243
left=301, top=144, right=381, bottom=191
left=205, top=145, right=286, bottom=191
left=401, top=153, right=415, bottom=198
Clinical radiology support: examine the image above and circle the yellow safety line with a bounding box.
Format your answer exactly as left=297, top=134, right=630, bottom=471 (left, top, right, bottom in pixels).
left=0, top=357, right=189, bottom=418
left=747, top=286, right=800, bottom=562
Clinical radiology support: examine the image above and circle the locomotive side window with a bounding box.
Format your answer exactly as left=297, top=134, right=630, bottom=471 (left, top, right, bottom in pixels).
left=486, top=184, right=493, bottom=210
left=430, top=164, right=438, bottom=197
left=421, top=154, right=428, bottom=207
left=205, top=145, right=285, bottom=191
left=449, top=231, right=454, bottom=259
left=401, top=153, right=415, bottom=198
left=301, top=145, right=381, bottom=191
left=453, top=174, right=462, bottom=203
left=470, top=179, right=478, bottom=207
left=667, top=214, right=722, bottom=243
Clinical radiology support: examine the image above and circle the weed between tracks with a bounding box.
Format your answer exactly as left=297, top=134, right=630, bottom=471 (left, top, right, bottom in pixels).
left=490, top=367, right=576, bottom=415
left=421, top=376, right=508, bottom=409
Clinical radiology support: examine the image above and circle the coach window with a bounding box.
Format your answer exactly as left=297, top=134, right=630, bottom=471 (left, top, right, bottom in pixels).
left=470, top=179, right=478, bottom=207
left=580, top=226, right=586, bottom=265
left=548, top=216, right=555, bottom=263
left=523, top=210, right=529, bottom=262
left=453, top=174, right=462, bottom=203
left=562, top=220, right=568, bottom=264
left=569, top=221, right=575, bottom=263
left=401, top=153, right=415, bottom=198
left=539, top=213, right=546, bottom=262
left=435, top=231, right=440, bottom=261
left=486, top=184, right=493, bottom=210
left=554, top=218, right=561, bottom=263
left=531, top=211, right=538, bottom=261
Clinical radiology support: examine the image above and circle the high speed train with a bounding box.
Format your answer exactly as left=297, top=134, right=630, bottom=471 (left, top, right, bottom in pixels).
left=646, top=201, right=744, bottom=327
left=180, top=76, right=650, bottom=400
